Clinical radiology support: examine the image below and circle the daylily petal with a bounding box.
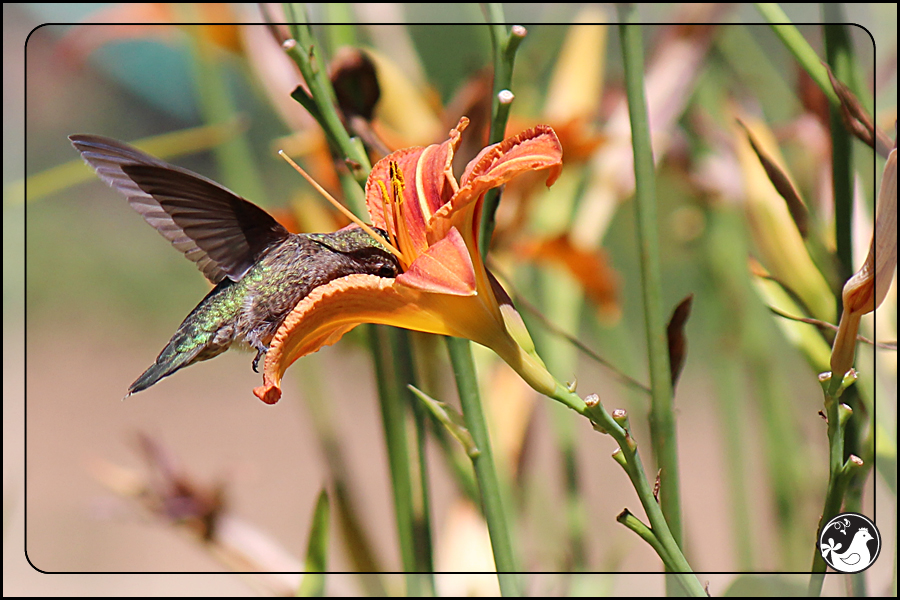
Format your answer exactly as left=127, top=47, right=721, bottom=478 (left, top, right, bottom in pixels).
left=364, top=119, right=467, bottom=255
left=397, top=227, right=477, bottom=296
left=255, top=269, right=502, bottom=404
left=257, top=120, right=565, bottom=404
left=460, top=124, right=564, bottom=189
left=430, top=125, right=563, bottom=244
left=254, top=275, right=391, bottom=404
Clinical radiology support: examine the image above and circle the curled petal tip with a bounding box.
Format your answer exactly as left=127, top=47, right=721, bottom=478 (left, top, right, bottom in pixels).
left=253, top=380, right=282, bottom=405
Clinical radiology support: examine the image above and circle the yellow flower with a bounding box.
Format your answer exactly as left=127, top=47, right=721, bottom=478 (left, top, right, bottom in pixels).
left=254, top=118, right=564, bottom=404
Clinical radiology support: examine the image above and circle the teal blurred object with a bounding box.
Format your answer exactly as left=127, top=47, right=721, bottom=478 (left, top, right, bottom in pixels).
left=26, top=5, right=200, bottom=120
left=92, top=39, right=198, bottom=120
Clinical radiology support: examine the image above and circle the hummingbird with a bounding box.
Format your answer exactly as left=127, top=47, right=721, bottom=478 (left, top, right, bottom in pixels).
left=70, top=134, right=401, bottom=396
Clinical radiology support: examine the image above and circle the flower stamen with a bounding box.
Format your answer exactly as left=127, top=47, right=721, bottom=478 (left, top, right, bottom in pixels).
left=278, top=150, right=405, bottom=263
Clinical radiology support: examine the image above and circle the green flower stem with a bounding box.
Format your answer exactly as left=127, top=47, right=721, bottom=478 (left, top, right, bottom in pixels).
left=616, top=509, right=673, bottom=567
left=391, top=331, right=436, bottom=586
left=754, top=4, right=841, bottom=106
left=843, top=405, right=875, bottom=599
left=616, top=14, right=682, bottom=548
left=824, top=20, right=856, bottom=296
left=283, top=17, right=436, bottom=589
left=823, top=22, right=869, bottom=593
left=478, top=5, right=526, bottom=255
left=295, top=355, right=387, bottom=594
left=368, top=326, right=419, bottom=588
left=283, top=5, right=371, bottom=199
left=297, top=489, right=330, bottom=596
left=446, top=336, right=521, bottom=596
left=548, top=383, right=705, bottom=597
left=440, top=8, right=525, bottom=594
left=809, top=372, right=860, bottom=596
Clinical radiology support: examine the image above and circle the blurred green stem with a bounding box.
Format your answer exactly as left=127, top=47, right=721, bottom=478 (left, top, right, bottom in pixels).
left=368, top=326, right=420, bottom=589
left=391, top=330, right=436, bottom=585
left=446, top=337, right=522, bottom=596
left=823, top=20, right=869, bottom=594
left=435, top=7, right=528, bottom=594
left=296, top=355, right=387, bottom=595
left=297, top=490, right=330, bottom=596
left=283, top=16, right=433, bottom=592
left=616, top=12, right=682, bottom=550
left=180, top=7, right=268, bottom=204
left=824, top=20, right=856, bottom=299
left=755, top=4, right=841, bottom=106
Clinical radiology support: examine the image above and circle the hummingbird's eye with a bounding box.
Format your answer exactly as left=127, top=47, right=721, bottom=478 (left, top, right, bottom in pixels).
left=374, top=260, right=398, bottom=278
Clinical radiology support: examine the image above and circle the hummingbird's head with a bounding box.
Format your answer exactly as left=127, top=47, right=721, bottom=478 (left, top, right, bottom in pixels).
left=315, top=226, right=402, bottom=279
left=347, top=245, right=401, bottom=279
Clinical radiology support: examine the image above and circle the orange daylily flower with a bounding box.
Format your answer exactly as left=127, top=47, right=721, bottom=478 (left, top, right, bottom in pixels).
left=254, top=117, right=564, bottom=404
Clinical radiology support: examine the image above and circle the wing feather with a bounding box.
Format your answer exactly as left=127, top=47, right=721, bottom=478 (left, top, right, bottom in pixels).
left=70, top=134, right=289, bottom=283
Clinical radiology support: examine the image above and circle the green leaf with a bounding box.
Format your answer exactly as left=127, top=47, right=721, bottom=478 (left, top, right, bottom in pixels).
left=296, top=489, right=330, bottom=597
left=408, top=384, right=479, bottom=458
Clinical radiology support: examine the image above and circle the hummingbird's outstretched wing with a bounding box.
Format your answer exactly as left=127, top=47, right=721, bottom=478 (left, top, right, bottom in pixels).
left=70, top=135, right=290, bottom=283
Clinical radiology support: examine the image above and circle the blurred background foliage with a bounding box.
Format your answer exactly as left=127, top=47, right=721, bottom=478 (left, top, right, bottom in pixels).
left=6, top=3, right=896, bottom=597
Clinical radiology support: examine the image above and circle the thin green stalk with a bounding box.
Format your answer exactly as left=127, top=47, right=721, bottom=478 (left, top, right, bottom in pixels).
left=295, top=355, right=387, bottom=594
left=368, top=326, right=419, bottom=589
left=823, top=23, right=868, bottom=530
left=823, top=19, right=868, bottom=592
left=550, top=383, right=705, bottom=596
left=755, top=4, right=841, bottom=106
left=433, top=9, right=525, bottom=594
left=617, top=509, right=673, bottom=567
left=446, top=336, right=521, bottom=596
left=815, top=18, right=873, bottom=597
left=391, top=331, right=436, bottom=591
left=843, top=402, right=874, bottom=599
left=616, top=13, right=682, bottom=550
left=283, top=4, right=371, bottom=199
left=478, top=5, right=526, bottom=254
left=824, top=20, right=856, bottom=299
left=809, top=373, right=859, bottom=595
left=297, top=490, right=330, bottom=596
left=282, top=18, right=435, bottom=589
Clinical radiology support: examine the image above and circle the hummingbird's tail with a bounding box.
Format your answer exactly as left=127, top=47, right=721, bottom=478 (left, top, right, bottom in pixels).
left=126, top=278, right=236, bottom=397
left=127, top=339, right=206, bottom=396
left=125, top=315, right=233, bottom=396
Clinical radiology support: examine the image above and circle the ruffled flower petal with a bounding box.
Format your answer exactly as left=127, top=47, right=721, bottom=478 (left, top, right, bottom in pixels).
left=255, top=119, right=564, bottom=404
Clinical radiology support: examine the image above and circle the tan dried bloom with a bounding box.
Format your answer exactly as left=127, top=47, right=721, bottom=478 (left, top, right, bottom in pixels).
left=830, top=148, right=897, bottom=379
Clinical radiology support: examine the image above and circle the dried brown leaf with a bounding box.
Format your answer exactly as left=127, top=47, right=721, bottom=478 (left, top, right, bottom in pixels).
left=737, top=119, right=809, bottom=238
left=666, top=294, right=694, bottom=389
left=825, top=64, right=893, bottom=158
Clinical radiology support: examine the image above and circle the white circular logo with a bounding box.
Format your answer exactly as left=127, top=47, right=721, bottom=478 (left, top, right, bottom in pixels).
left=819, top=512, right=881, bottom=573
